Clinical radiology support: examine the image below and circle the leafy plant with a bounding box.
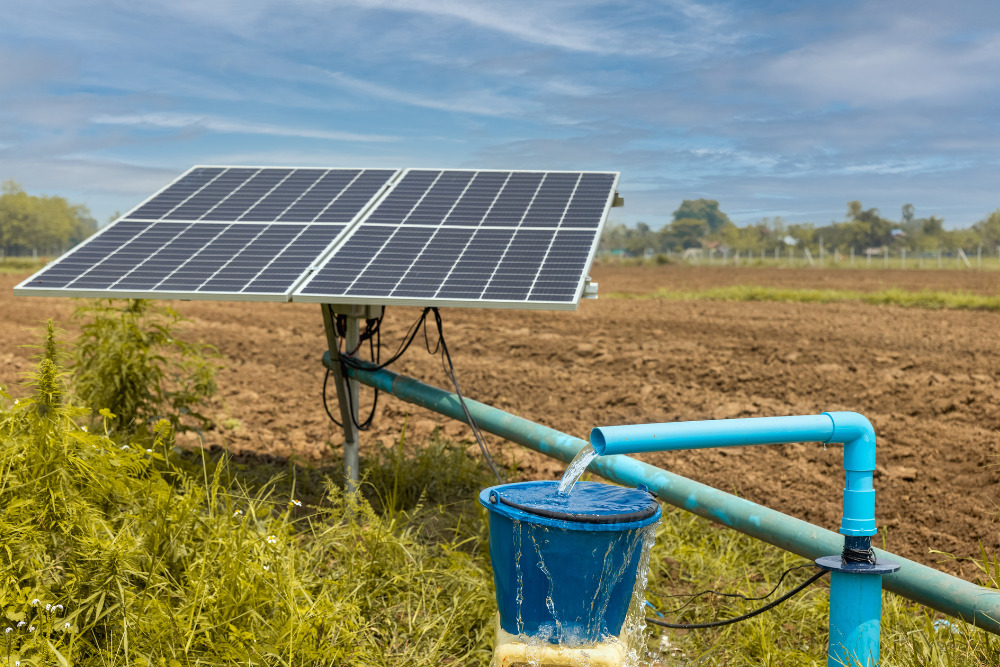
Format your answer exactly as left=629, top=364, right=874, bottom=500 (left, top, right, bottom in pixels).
left=71, top=299, right=220, bottom=434
left=0, top=325, right=496, bottom=666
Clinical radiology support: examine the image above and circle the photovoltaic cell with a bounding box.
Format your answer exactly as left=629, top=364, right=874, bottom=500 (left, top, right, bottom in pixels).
left=15, top=166, right=398, bottom=301
left=295, top=168, right=618, bottom=308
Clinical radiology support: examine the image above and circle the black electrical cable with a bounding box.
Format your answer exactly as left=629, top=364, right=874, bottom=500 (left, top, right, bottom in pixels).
left=648, top=563, right=819, bottom=615
left=842, top=544, right=876, bottom=565
left=645, top=567, right=828, bottom=630
left=344, top=314, right=382, bottom=431
left=429, top=307, right=505, bottom=484
left=322, top=305, right=386, bottom=431
left=322, top=369, right=342, bottom=428
left=323, top=305, right=505, bottom=483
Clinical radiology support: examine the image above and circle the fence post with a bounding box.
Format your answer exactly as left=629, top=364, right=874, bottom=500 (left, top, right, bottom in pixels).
left=850, top=247, right=855, bottom=266
left=978, top=246, right=982, bottom=269
left=938, top=249, right=942, bottom=268
left=901, top=247, right=906, bottom=270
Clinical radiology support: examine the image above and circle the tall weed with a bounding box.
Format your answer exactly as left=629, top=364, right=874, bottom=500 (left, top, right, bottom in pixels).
left=71, top=299, right=219, bottom=435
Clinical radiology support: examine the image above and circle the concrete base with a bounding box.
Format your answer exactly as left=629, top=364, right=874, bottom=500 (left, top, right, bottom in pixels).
left=492, top=615, right=627, bottom=667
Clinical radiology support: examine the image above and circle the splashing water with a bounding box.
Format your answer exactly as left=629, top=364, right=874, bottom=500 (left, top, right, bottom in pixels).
left=620, top=523, right=659, bottom=667
left=557, top=443, right=598, bottom=496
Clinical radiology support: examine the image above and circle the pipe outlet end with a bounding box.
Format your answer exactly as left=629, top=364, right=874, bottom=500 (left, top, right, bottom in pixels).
left=590, top=428, right=608, bottom=456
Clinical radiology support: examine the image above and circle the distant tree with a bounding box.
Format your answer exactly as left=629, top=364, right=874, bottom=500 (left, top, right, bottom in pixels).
left=672, top=199, right=732, bottom=234
left=840, top=201, right=894, bottom=249
left=0, top=181, right=97, bottom=256
left=974, top=210, right=1000, bottom=250
left=901, top=203, right=915, bottom=225
left=661, top=218, right=709, bottom=249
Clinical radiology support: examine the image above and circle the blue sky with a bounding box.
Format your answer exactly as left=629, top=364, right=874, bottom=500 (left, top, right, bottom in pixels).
left=2, top=0, right=999, bottom=229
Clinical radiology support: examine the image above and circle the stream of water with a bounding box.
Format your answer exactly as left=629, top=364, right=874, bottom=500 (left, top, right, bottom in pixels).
left=556, top=443, right=598, bottom=496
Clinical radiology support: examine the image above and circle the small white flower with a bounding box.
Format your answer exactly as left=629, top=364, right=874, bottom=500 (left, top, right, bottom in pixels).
left=266, top=535, right=277, bottom=544
left=233, top=510, right=243, bottom=517
left=54, top=604, right=64, bottom=613
left=4, top=627, right=11, bottom=634
left=29, top=625, right=35, bottom=632
left=17, top=621, right=25, bottom=628
left=64, top=622, right=71, bottom=629
left=45, top=603, right=51, bottom=612
left=146, top=449, right=153, bottom=453
left=292, top=499, right=302, bottom=507
left=263, top=565, right=270, bottom=571
left=14, top=399, right=19, bottom=405
left=82, top=424, right=87, bottom=431
left=121, top=445, right=129, bottom=450
left=31, top=598, right=40, bottom=606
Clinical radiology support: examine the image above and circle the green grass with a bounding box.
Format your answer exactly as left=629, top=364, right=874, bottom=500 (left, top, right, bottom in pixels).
left=642, top=504, right=1000, bottom=666
left=608, top=285, right=1000, bottom=313
left=0, top=258, right=46, bottom=274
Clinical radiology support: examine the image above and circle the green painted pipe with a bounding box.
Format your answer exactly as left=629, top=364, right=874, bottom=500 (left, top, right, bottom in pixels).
left=326, top=354, right=1000, bottom=635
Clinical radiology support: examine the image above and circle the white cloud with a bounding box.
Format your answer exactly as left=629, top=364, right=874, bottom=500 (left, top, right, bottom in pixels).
left=91, top=113, right=397, bottom=142
left=760, top=19, right=1000, bottom=105
left=329, top=0, right=736, bottom=58
left=324, top=71, right=531, bottom=117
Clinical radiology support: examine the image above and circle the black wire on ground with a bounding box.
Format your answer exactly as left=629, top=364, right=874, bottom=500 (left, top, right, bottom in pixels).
left=648, top=563, right=819, bottom=616
left=645, top=567, right=828, bottom=630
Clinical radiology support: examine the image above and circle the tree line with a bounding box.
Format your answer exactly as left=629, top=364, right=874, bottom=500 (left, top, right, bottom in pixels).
left=602, top=199, right=1000, bottom=256
left=0, top=181, right=97, bottom=258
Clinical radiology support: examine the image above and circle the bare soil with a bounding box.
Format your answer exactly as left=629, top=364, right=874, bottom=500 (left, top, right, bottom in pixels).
left=3, top=265, right=999, bottom=580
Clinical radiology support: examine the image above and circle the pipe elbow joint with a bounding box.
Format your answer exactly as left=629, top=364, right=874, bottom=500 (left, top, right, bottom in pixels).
left=824, top=411, right=877, bottom=537
left=824, top=411, right=876, bottom=471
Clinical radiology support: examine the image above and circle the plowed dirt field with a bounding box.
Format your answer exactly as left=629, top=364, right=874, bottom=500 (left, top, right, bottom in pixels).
left=3, top=265, right=999, bottom=580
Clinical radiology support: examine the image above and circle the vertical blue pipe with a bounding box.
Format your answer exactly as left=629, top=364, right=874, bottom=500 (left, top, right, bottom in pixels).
left=829, top=572, right=883, bottom=667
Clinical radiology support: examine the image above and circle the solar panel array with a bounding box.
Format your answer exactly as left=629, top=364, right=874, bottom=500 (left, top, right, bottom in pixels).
left=16, top=167, right=396, bottom=300
left=16, top=166, right=618, bottom=309
left=294, top=169, right=616, bottom=308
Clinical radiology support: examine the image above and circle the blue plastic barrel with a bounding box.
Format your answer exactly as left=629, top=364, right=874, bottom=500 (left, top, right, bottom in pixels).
left=479, top=480, right=661, bottom=646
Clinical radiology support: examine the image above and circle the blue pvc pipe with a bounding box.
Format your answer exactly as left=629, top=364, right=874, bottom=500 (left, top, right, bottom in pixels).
left=829, top=572, right=883, bottom=667
left=590, top=415, right=836, bottom=454
left=326, top=355, right=1000, bottom=637
left=592, top=414, right=877, bottom=537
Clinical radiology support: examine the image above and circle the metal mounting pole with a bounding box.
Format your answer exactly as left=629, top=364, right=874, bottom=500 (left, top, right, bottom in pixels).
left=321, top=305, right=361, bottom=490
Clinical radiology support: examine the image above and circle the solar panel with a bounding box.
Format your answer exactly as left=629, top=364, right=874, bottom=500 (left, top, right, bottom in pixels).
left=293, top=169, right=618, bottom=310
left=15, top=166, right=398, bottom=301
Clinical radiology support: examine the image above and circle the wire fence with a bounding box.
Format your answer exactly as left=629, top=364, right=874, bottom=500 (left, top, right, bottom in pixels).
left=601, top=247, right=1000, bottom=271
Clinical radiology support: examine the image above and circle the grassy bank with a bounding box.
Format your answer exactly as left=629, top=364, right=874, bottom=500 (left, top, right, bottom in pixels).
left=609, top=285, right=1000, bottom=314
